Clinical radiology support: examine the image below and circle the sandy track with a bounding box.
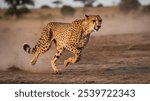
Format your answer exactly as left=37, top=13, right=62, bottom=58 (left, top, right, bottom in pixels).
left=0, top=33, right=150, bottom=84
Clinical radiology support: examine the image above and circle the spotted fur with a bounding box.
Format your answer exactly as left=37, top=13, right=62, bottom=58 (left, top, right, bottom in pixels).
left=23, top=15, right=102, bottom=73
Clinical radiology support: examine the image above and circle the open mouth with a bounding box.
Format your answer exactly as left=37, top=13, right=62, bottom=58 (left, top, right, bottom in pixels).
left=94, top=27, right=100, bottom=31
left=94, top=26, right=101, bottom=31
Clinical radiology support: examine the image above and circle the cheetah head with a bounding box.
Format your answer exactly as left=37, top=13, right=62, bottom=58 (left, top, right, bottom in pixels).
left=83, top=14, right=102, bottom=31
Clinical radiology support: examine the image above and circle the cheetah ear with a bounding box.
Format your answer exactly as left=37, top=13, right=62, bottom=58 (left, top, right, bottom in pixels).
left=85, top=14, right=89, bottom=18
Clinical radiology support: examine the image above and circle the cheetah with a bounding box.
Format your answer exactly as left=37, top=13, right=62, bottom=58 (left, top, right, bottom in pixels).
left=23, top=15, right=102, bottom=73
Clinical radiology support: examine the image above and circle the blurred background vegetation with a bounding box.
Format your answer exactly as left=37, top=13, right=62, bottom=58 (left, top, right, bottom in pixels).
left=4, top=0, right=34, bottom=17
left=119, top=0, right=141, bottom=12
left=0, top=0, right=150, bottom=19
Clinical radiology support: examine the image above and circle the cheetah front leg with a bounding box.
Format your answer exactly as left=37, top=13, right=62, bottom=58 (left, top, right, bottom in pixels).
left=64, top=46, right=81, bottom=67
left=78, top=34, right=90, bottom=48
left=51, top=45, right=64, bottom=73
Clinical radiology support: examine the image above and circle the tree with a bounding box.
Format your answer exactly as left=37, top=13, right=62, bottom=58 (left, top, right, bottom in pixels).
left=61, top=5, right=75, bottom=16
left=97, top=3, right=103, bottom=7
left=41, top=5, right=51, bottom=9
left=53, top=0, right=62, bottom=8
left=74, top=0, right=96, bottom=12
left=5, top=0, right=34, bottom=17
left=119, top=0, right=141, bottom=12
left=74, top=0, right=96, bottom=7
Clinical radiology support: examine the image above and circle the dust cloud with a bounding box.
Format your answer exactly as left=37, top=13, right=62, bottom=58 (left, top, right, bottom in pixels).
left=0, top=22, right=56, bottom=73
left=0, top=9, right=150, bottom=73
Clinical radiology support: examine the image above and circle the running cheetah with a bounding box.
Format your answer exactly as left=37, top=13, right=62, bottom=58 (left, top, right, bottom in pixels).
left=23, top=15, right=102, bottom=73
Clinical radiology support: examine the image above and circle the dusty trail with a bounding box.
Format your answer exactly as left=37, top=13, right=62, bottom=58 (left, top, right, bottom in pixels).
left=0, top=33, right=150, bottom=84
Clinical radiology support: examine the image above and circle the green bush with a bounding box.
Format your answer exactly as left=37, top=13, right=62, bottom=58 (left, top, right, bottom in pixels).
left=97, top=3, right=103, bottom=7
left=61, top=5, right=75, bottom=16
left=41, top=5, right=51, bottom=9
left=119, top=0, right=141, bottom=12
left=142, top=5, right=150, bottom=13
left=5, top=7, right=30, bottom=17
left=5, top=7, right=21, bottom=16
left=4, top=0, right=34, bottom=17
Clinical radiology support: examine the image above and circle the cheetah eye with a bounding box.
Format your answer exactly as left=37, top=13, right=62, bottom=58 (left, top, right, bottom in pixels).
left=92, top=20, right=96, bottom=22
left=99, top=19, right=102, bottom=22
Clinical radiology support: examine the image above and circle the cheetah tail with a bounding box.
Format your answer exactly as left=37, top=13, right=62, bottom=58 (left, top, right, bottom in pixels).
left=23, top=43, right=36, bottom=54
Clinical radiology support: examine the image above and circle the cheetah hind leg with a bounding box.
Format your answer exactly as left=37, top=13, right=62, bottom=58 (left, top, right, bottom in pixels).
left=31, top=48, right=41, bottom=65
left=31, top=42, right=51, bottom=65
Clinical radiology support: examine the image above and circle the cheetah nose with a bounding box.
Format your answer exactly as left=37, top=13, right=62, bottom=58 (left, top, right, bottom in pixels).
left=97, top=26, right=101, bottom=28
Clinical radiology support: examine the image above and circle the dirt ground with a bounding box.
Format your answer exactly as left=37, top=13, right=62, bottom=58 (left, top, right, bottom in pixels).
left=0, top=33, right=150, bottom=84
left=0, top=7, right=150, bottom=84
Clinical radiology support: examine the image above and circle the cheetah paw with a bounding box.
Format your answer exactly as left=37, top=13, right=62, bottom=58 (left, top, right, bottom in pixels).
left=52, top=69, right=61, bottom=74
left=31, top=60, right=36, bottom=65
left=64, top=60, right=70, bottom=68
